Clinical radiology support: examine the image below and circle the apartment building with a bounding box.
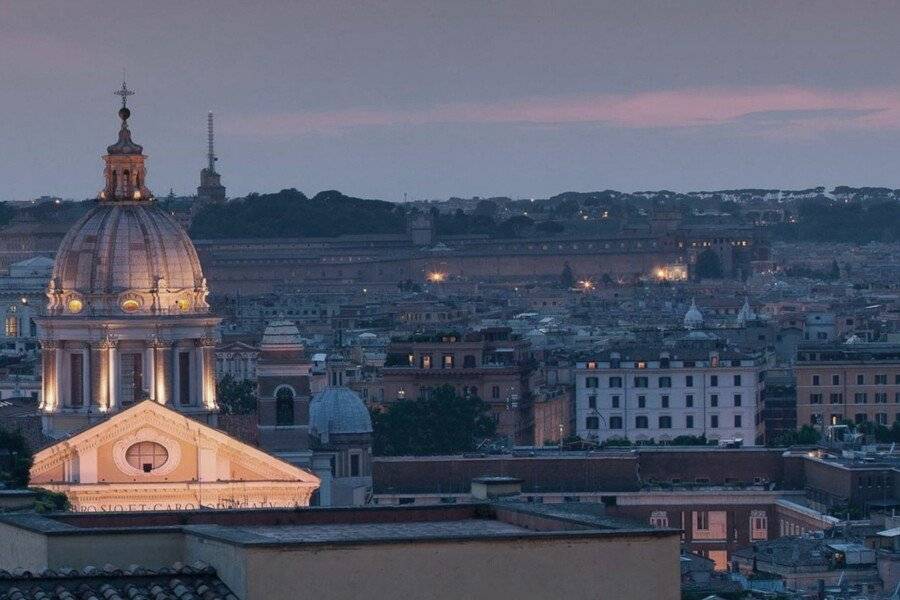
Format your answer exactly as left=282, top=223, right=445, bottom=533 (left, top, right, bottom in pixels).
left=367, top=327, right=535, bottom=442
left=796, top=342, right=900, bottom=428
left=574, top=338, right=765, bottom=445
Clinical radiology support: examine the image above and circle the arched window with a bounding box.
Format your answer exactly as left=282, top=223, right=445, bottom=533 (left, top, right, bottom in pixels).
left=276, top=387, right=295, bottom=426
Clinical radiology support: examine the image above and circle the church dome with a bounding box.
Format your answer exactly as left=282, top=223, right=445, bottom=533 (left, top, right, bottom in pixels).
left=309, top=387, right=373, bottom=439
left=683, top=298, right=704, bottom=328
left=45, top=89, right=209, bottom=317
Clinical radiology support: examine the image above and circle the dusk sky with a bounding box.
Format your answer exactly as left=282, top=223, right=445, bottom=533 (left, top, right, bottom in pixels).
left=4, top=0, right=900, bottom=201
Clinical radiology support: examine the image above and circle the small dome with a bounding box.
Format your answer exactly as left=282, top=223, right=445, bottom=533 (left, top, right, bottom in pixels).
left=736, top=297, right=757, bottom=326
left=309, top=387, right=372, bottom=438
left=261, top=321, right=303, bottom=351
left=684, top=298, right=704, bottom=328
left=47, top=202, right=207, bottom=316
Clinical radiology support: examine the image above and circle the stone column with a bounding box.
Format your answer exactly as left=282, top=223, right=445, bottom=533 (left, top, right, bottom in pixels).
left=107, top=339, right=118, bottom=411
left=152, top=339, right=168, bottom=405
left=40, top=340, right=60, bottom=411
left=172, top=343, right=182, bottom=405
left=91, top=340, right=110, bottom=411
left=144, top=345, right=155, bottom=401
left=81, top=344, right=90, bottom=410
left=196, top=336, right=217, bottom=410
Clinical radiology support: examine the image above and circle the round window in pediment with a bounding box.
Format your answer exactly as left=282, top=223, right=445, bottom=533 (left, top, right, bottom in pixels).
left=125, top=441, right=168, bottom=473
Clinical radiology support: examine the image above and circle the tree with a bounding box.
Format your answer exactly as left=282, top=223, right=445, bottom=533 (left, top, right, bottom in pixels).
left=829, top=259, right=840, bottom=280
left=560, top=262, right=575, bottom=288
left=216, top=374, right=258, bottom=415
left=695, top=249, right=724, bottom=279
left=371, top=385, right=497, bottom=456
left=473, top=199, right=498, bottom=218
left=0, top=428, right=32, bottom=488
left=769, top=424, right=821, bottom=447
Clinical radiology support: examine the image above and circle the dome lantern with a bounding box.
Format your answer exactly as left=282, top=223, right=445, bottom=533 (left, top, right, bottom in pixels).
left=100, top=80, right=152, bottom=203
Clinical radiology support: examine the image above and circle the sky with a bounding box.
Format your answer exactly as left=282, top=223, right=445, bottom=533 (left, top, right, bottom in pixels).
left=4, top=0, right=900, bottom=201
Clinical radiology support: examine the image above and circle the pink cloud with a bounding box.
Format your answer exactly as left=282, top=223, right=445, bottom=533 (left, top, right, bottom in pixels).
left=224, top=86, right=900, bottom=137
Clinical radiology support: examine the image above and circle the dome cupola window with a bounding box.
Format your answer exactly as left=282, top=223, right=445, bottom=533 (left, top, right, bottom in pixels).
left=66, top=297, right=83, bottom=314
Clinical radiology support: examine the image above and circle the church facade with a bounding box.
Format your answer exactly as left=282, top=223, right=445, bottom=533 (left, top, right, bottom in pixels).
left=30, top=86, right=319, bottom=511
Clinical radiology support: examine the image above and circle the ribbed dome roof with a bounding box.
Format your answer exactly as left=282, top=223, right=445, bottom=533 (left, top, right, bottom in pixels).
left=683, top=298, right=704, bottom=328
left=261, top=321, right=303, bottom=350
left=47, top=202, right=208, bottom=316
left=309, top=387, right=373, bottom=438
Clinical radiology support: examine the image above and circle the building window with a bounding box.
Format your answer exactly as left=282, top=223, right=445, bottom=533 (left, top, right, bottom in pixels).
left=695, top=511, right=709, bottom=531
left=854, top=392, right=868, bottom=404
left=734, top=394, right=742, bottom=407
left=421, top=354, right=432, bottom=369
left=442, top=354, right=454, bottom=369
left=659, top=416, right=672, bottom=429
left=710, top=375, right=718, bottom=387
left=69, top=353, right=84, bottom=408
left=876, top=374, right=887, bottom=385
left=833, top=374, right=840, bottom=385
left=686, top=394, right=694, bottom=407
left=659, top=376, right=672, bottom=388
left=638, top=395, right=646, bottom=408
left=463, top=355, right=476, bottom=368
left=491, top=385, right=500, bottom=399
left=734, top=414, right=742, bottom=428
left=876, top=413, right=888, bottom=426
left=710, top=415, right=719, bottom=428
left=586, top=361, right=597, bottom=369
left=611, top=395, right=620, bottom=408
left=609, top=376, right=623, bottom=388
left=661, top=395, right=669, bottom=408
left=686, top=415, right=694, bottom=429
left=650, top=511, right=669, bottom=528
left=350, top=453, right=361, bottom=477
left=586, top=416, right=600, bottom=430
left=276, top=387, right=295, bottom=425
left=750, top=511, right=768, bottom=541
left=855, top=413, right=867, bottom=424
left=710, top=394, right=718, bottom=407
left=635, top=416, right=649, bottom=429
left=876, top=393, right=888, bottom=404
left=685, top=375, right=694, bottom=387
left=125, top=441, right=168, bottom=473
left=588, top=396, right=597, bottom=409
left=812, top=375, right=820, bottom=386
left=609, top=416, right=623, bottom=429
left=120, top=352, right=144, bottom=405
left=585, top=377, right=599, bottom=388
left=178, top=351, right=191, bottom=405
left=857, top=374, right=865, bottom=385
left=734, top=375, right=742, bottom=386
left=4, top=315, right=17, bottom=337
left=830, top=393, right=843, bottom=404
left=809, top=393, right=822, bottom=404
left=634, top=377, right=648, bottom=388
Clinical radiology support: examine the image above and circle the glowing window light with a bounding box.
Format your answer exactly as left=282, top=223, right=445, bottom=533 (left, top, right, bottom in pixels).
left=67, top=298, right=84, bottom=314
left=121, top=299, right=141, bottom=313
left=427, top=272, right=446, bottom=283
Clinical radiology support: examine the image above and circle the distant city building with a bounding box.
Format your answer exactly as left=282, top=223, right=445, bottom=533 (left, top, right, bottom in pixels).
left=795, top=342, right=900, bottom=429
left=373, top=327, right=535, bottom=443
left=575, top=338, right=765, bottom=446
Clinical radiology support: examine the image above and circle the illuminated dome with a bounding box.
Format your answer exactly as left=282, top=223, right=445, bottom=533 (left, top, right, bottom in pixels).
left=47, top=204, right=208, bottom=316
left=45, top=87, right=208, bottom=317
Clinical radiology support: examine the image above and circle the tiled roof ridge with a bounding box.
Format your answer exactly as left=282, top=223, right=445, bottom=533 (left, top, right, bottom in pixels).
left=0, top=561, right=215, bottom=581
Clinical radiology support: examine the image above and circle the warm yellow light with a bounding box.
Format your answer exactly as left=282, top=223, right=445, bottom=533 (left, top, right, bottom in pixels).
left=579, top=280, right=594, bottom=290
left=133, top=190, right=142, bottom=199
left=175, top=297, right=191, bottom=312
left=66, top=298, right=83, bottom=314
left=427, top=272, right=446, bottom=283
left=121, top=299, right=140, bottom=313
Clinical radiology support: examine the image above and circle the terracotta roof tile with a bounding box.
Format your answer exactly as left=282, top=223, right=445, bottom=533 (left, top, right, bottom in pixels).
left=0, top=562, right=235, bottom=600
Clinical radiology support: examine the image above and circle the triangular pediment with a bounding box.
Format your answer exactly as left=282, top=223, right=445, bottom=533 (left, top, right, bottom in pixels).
left=31, top=401, right=318, bottom=484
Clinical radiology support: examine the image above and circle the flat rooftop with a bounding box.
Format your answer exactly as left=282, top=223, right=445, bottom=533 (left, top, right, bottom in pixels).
left=0, top=502, right=675, bottom=549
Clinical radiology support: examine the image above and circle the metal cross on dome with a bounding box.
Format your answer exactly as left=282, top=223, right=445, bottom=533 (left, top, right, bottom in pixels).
left=114, top=78, right=135, bottom=109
